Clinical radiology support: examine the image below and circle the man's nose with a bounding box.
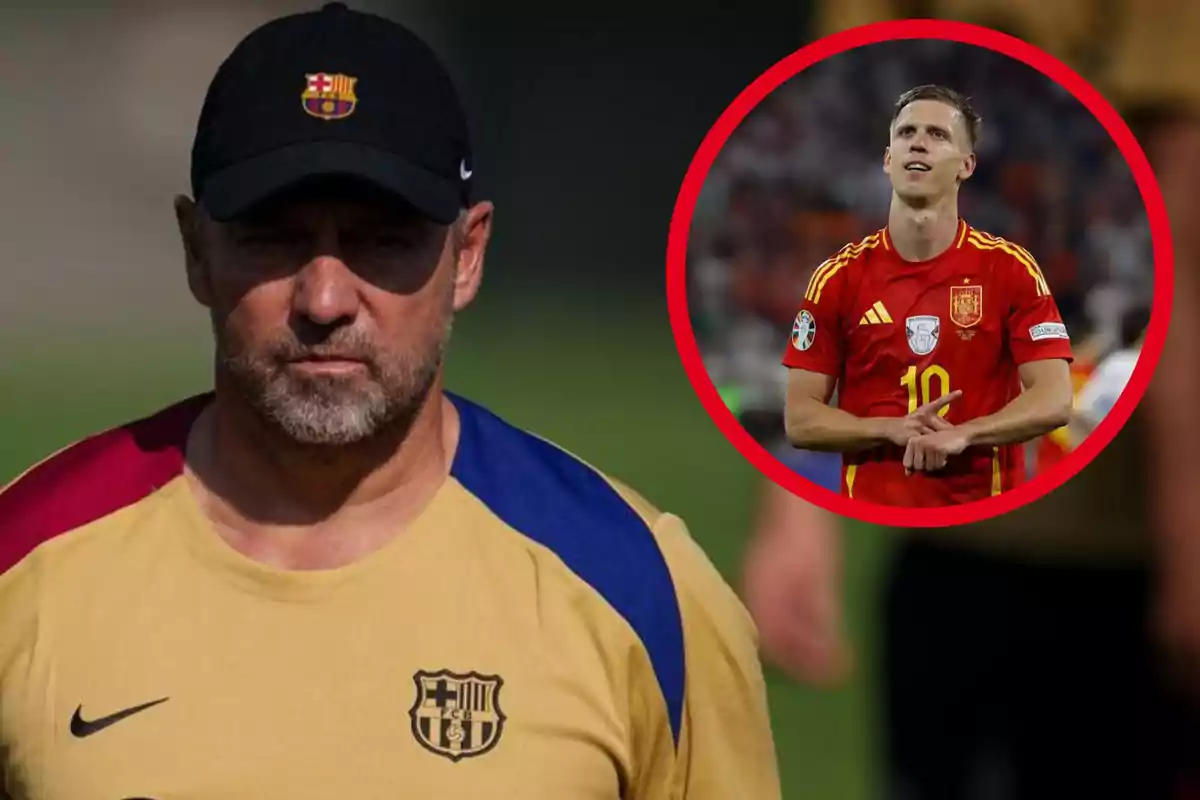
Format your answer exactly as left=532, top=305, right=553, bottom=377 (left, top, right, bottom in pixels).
left=293, top=254, right=361, bottom=327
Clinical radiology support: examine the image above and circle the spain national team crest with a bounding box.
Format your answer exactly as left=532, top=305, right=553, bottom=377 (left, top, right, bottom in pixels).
left=950, top=284, right=983, bottom=328
left=302, top=72, right=358, bottom=120
left=905, top=315, right=940, bottom=356
left=410, top=669, right=506, bottom=762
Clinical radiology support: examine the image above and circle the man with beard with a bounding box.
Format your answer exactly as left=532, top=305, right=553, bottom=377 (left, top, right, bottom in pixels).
left=0, top=5, right=779, bottom=799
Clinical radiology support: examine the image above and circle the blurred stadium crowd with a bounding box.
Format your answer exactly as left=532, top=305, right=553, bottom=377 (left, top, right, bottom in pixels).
left=689, top=39, right=1153, bottom=475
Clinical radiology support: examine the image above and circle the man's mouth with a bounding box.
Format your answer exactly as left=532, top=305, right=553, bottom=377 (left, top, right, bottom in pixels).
left=293, top=353, right=365, bottom=363
left=905, top=162, right=932, bottom=172
left=287, top=353, right=370, bottom=374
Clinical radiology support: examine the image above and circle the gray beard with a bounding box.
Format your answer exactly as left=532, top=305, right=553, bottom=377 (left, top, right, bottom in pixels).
left=214, top=315, right=453, bottom=448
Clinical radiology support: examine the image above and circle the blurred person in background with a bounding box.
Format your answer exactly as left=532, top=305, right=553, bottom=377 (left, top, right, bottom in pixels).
left=742, top=3, right=1200, bottom=799
left=743, top=480, right=851, bottom=690
left=742, top=414, right=850, bottom=691
left=1069, top=303, right=1150, bottom=445
left=1031, top=322, right=1103, bottom=473
left=1138, top=95, right=1200, bottom=800
left=0, top=5, right=780, bottom=798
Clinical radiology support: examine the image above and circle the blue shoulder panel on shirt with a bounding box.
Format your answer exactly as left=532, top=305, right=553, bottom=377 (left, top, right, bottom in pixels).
left=447, top=393, right=685, bottom=744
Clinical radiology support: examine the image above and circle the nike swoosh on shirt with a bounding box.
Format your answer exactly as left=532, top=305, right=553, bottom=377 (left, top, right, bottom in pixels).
left=70, top=697, right=169, bottom=738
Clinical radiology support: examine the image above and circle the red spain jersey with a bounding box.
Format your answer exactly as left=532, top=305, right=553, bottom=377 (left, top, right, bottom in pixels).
left=781, top=220, right=1074, bottom=507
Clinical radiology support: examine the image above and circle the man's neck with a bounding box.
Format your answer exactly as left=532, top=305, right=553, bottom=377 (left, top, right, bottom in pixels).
left=887, top=193, right=960, bottom=262
left=185, top=380, right=456, bottom=539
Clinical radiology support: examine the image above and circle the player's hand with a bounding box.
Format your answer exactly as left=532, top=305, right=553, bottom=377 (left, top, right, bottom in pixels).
left=882, top=390, right=962, bottom=448
left=903, top=427, right=971, bottom=473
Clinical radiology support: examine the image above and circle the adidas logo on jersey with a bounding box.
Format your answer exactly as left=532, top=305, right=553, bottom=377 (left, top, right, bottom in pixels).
left=859, top=301, right=893, bottom=325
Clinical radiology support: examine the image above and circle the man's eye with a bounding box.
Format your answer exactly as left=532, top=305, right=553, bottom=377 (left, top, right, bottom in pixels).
left=237, top=228, right=292, bottom=245
left=345, top=232, right=416, bottom=250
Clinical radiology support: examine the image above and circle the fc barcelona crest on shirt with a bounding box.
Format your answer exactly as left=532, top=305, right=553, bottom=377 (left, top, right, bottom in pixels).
left=950, top=284, right=983, bottom=328
left=905, top=315, right=940, bottom=356
left=302, top=72, right=358, bottom=120
left=410, top=669, right=506, bottom=762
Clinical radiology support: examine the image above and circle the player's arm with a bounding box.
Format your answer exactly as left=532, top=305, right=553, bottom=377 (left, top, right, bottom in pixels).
left=954, top=358, right=1073, bottom=446
left=905, top=249, right=1074, bottom=470
left=785, top=368, right=890, bottom=451
left=961, top=247, right=1075, bottom=445
left=782, top=252, right=957, bottom=452
left=905, top=359, right=1072, bottom=472
left=780, top=255, right=856, bottom=454
left=785, top=367, right=960, bottom=452
left=652, top=513, right=782, bottom=800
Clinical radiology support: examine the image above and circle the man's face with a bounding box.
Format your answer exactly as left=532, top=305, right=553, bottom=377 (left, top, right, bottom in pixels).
left=182, top=180, right=478, bottom=446
left=884, top=99, right=976, bottom=202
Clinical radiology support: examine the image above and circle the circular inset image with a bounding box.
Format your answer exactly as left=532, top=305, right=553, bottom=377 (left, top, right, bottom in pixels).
left=667, top=20, right=1172, bottom=527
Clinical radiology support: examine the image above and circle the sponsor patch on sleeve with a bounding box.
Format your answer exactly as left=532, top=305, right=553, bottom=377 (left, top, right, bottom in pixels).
left=1028, top=322, right=1069, bottom=342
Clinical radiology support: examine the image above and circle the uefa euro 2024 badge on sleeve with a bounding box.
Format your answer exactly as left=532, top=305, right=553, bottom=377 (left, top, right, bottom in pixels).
left=791, top=310, right=816, bottom=351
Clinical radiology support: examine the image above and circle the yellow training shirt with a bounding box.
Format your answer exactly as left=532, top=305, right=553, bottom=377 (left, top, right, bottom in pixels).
left=0, top=392, right=779, bottom=799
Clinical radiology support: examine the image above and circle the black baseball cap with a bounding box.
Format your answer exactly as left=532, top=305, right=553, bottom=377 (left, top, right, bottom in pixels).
left=191, top=2, right=471, bottom=225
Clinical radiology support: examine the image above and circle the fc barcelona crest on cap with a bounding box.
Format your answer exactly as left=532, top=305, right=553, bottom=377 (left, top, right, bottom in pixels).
left=302, top=72, right=358, bottom=120
left=950, top=284, right=983, bottom=328
left=410, top=669, right=506, bottom=762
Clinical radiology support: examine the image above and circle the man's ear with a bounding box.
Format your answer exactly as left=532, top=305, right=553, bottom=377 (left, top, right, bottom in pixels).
left=958, top=151, right=977, bottom=183
left=174, top=195, right=213, bottom=308
left=451, top=201, right=494, bottom=313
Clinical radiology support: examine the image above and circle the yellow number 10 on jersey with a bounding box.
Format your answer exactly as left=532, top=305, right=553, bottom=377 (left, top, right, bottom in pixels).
left=902, top=365, right=951, bottom=415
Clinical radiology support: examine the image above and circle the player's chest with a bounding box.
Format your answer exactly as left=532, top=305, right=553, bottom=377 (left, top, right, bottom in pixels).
left=844, top=273, right=1004, bottom=368
left=9, top=591, right=638, bottom=799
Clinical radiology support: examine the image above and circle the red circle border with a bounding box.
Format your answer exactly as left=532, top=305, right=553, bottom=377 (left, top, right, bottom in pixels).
left=665, top=19, right=1175, bottom=528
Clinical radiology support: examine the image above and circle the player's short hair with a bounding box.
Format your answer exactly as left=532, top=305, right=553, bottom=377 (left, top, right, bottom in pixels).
left=891, top=85, right=983, bottom=151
